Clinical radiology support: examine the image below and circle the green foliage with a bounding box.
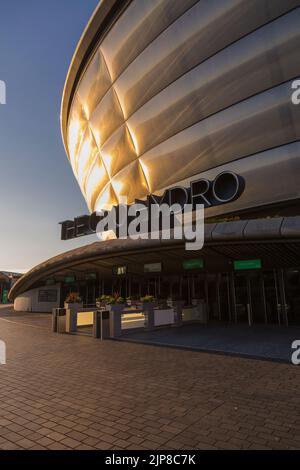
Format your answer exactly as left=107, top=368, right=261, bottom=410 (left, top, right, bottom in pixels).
left=126, top=295, right=138, bottom=300
left=96, top=294, right=125, bottom=304
left=140, top=295, right=154, bottom=303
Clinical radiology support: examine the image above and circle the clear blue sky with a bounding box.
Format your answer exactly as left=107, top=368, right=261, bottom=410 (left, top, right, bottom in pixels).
left=0, top=0, right=99, bottom=272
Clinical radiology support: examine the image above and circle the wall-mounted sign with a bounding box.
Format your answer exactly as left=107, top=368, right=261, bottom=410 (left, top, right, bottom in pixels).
left=112, top=265, right=127, bottom=276
left=85, top=273, right=97, bottom=280
left=2, top=289, right=8, bottom=304
left=234, top=259, right=262, bottom=270
left=64, top=275, right=76, bottom=284
left=38, top=289, right=58, bottom=303
left=183, top=258, right=204, bottom=270
left=60, top=171, right=245, bottom=240
left=144, top=262, right=162, bottom=273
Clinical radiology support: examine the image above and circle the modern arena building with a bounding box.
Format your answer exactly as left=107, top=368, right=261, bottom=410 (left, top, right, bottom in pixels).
left=10, top=0, right=300, bottom=327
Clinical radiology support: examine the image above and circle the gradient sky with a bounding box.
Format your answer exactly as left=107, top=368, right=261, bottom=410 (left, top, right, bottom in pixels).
left=0, top=0, right=100, bottom=273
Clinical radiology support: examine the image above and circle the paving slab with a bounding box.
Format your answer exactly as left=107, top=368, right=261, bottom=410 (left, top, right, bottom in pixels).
left=0, top=307, right=299, bottom=450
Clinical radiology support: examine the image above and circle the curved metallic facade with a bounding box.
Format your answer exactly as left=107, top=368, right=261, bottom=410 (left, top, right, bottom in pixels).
left=62, top=0, right=300, bottom=215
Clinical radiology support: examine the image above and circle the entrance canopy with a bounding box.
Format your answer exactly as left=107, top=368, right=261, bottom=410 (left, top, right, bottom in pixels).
left=0, top=273, right=10, bottom=284
left=9, top=216, right=300, bottom=300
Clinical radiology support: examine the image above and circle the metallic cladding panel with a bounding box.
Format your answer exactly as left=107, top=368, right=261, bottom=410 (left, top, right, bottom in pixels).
left=113, top=0, right=300, bottom=119
left=211, top=220, right=248, bottom=241
left=63, top=0, right=300, bottom=215
left=100, top=0, right=199, bottom=81
left=127, top=9, right=300, bottom=155
left=183, top=141, right=300, bottom=218
left=281, top=216, right=300, bottom=238
left=138, top=80, right=300, bottom=191
left=243, top=218, right=284, bottom=240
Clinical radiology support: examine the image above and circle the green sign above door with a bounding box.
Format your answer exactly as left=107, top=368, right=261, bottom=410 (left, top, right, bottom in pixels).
left=234, top=259, right=262, bottom=270
left=183, top=258, right=204, bottom=270
left=85, top=273, right=97, bottom=280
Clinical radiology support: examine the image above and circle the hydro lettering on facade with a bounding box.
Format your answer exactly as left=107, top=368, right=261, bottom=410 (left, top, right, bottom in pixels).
left=60, top=171, right=244, bottom=241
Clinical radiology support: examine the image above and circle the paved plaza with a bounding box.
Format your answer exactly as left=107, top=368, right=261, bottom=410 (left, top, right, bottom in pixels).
left=121, top=323, right=300, bottom=362
left=0, top=306, right=299, bottom=450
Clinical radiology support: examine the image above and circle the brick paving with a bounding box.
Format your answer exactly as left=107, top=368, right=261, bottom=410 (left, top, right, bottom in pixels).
left=0, top=306, right=299, bottom=450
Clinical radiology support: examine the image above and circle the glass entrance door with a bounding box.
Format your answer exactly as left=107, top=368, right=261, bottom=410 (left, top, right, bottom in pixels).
left=232, top=270, right=285, bottom=325
left=282, top=269, right=300, bottom=325
left=264, top=270, right=280, bottom=324
left=233, top=273, right=249, bottom=324
left=249, top=272, right=266, bottom=324
left=218, top=273, right=232, bottom=322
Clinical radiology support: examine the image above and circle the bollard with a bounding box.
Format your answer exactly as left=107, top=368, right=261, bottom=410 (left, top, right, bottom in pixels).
left=58, top=309, right=66, bottom=333
left=53, top=308, right=67, bottom=333
left=94, top=310, right=111, bottom=339
left=52, top=308, right=58, bottom=332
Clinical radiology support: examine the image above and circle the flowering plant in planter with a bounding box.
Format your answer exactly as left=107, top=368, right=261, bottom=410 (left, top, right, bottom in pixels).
left=96, top=295, right=108, bottom=308
left=140, top=295, right=155, bottom=303
left=107, top=296, right=124, bottom=304
left=108, top=292, right=125, bottom=304
left=97, top=293, right=125, bottom=305
left=64, top=292, right=83, bottom=314
left=96, top=295, right=111, bottom=303
left=65, top=292, right=82, bottom=304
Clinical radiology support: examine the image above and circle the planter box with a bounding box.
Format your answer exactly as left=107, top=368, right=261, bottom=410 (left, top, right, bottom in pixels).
left=109, top=304, right=126, bottom=338
left=110, top=304, right=126, bottom=314
left=142, top=302, right=155, bottom=329
left=64, top=302, right=83, bottom=313
left=154, top=309, right=175, bottom=326
left=142, top=302, right=154, bottom=311
left=171, top=300, right=185, bottom=325
left=65, top=309, right=77, bottom=333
